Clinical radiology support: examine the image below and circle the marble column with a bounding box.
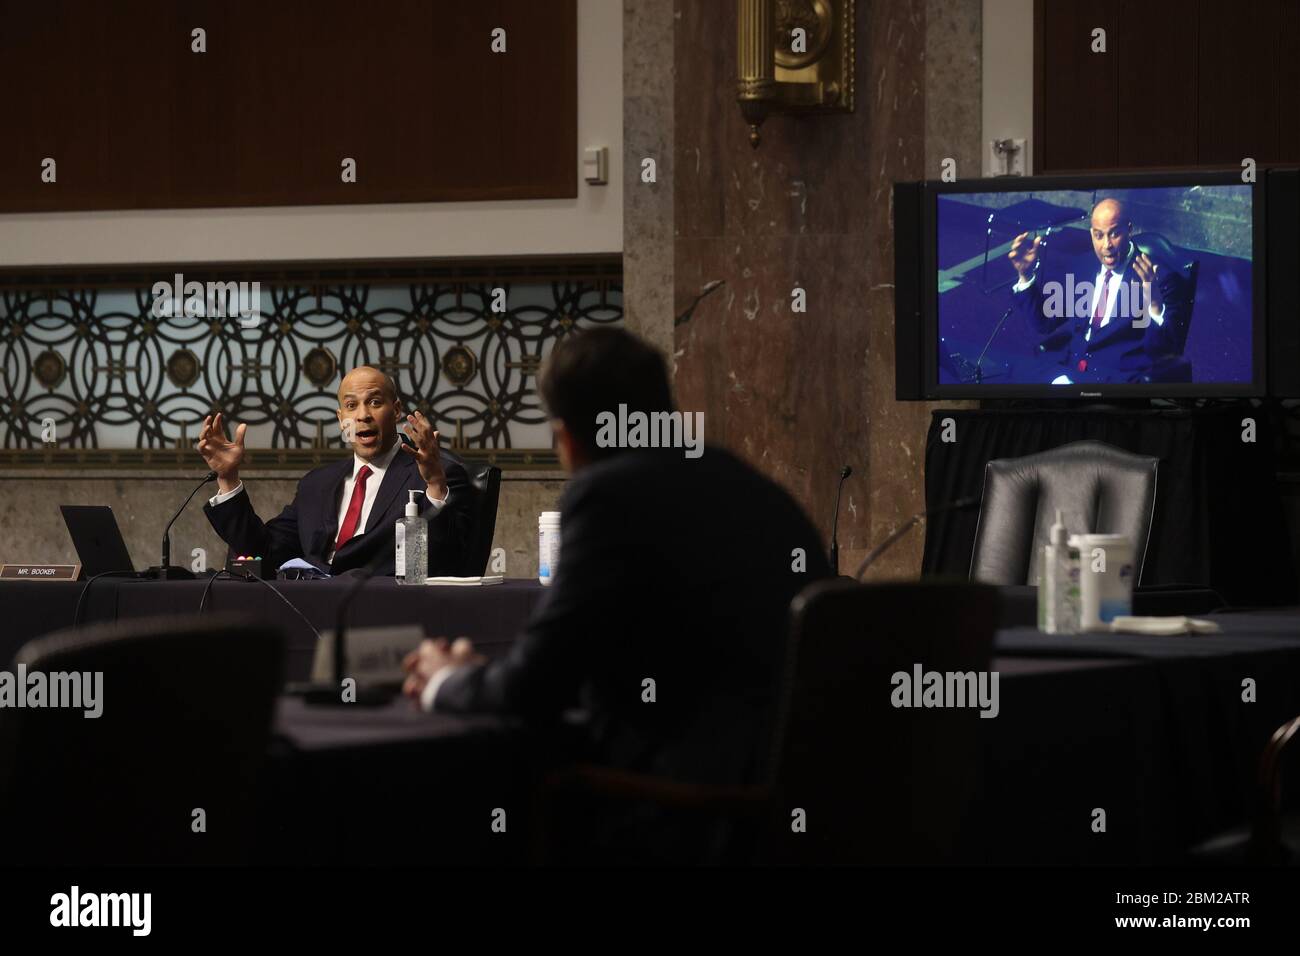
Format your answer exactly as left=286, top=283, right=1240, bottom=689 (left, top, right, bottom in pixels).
left=671, top=0, right=982, bottom=579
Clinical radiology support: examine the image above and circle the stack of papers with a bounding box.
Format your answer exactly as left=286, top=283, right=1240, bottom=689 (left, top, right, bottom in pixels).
left=424, top=575, right=504, bottom=587
left=1108, top=616, right=1222, bottom=636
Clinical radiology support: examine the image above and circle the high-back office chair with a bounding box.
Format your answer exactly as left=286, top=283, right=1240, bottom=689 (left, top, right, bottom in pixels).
left=1132, top=232, right=1201, bottom=384
left=970, top=440, right=1158, bottom=587
left=0, top=615, right=285, bottom=864
left=462, top=461, right=502, bottom=575
left=761, top=579, right=1000, bottom=864
left=533, top=580, right=1000, bottom=865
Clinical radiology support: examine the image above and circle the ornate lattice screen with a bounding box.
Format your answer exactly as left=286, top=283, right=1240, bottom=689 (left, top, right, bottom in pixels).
left=0, top=256, right=622, bottom=469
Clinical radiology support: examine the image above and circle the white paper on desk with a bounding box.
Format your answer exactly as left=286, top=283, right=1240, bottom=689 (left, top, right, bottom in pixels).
left=424, top=575, right=504, bottom=586
left=1109, top=616, right=1222, bottom=636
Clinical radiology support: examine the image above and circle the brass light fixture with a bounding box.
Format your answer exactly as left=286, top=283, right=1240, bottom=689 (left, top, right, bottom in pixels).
left=737, top=0, right=855, bottom=147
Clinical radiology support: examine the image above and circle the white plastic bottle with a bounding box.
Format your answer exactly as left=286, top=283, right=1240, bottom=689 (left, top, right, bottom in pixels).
left=1038, top=510, right=1080, bottom=633
left=538, top=511, right=562, bottom=586
left=395, top=490, right=428, bottom=585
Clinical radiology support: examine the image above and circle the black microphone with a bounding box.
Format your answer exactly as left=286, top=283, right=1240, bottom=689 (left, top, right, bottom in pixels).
left=303, top=548, right=394, bottom=707
left=829, top=465, right=852, bottom=575
left=853, top=495, right=980, bottom=581
left=146, top=471, right=217, bottom=581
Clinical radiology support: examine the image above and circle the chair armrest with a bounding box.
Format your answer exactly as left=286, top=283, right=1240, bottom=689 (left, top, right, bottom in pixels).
left=1250, top=713, right=1300, bottom=861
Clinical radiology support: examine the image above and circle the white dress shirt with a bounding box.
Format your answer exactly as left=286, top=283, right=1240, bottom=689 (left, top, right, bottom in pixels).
left=207, top=436, right=447, bottom=562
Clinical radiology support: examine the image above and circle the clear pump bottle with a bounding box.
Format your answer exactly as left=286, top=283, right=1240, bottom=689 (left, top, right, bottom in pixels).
left=395, top=490, right=428, bottom=585
left=1038, top=509, right=1080, bottom=633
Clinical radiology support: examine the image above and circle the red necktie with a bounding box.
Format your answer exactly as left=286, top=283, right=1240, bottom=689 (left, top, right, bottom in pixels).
left=1091, top=269, right=1114, bottom=330
left=334, top=465, right=372, bottom=551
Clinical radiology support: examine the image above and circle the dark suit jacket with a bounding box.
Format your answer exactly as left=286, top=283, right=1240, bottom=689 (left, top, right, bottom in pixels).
left=1010, top=245, right=1192, bottom=384
left=434, top=446, right=832, bottom=792
left=203, top=447, right=473, bottom=576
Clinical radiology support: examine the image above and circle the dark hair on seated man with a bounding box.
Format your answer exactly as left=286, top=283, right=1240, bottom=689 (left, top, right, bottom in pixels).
left=538, top=325, right=676, bottom=468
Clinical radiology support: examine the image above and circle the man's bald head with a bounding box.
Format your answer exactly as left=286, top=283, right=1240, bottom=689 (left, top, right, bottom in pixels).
left=1089, top=198, right=1132, bottom=269
left=337, top=366, right=398, bottom=404
left=1091, top=198, right=1127, bottom=228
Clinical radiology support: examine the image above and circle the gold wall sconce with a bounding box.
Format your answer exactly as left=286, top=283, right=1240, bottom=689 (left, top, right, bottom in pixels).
left=737, top=0, right=855, bottom=147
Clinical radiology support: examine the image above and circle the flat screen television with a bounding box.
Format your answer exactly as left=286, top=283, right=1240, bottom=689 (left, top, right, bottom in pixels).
left=904, top=171, right=1267, bottom=399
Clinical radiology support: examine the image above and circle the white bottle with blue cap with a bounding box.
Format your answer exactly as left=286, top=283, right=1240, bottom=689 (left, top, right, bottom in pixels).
left=395, top=490, right=428, bottom=585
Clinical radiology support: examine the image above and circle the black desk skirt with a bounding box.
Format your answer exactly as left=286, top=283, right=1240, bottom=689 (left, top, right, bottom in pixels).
left=4, top=579, right=1298, bottom=863
left=922, top=406, right=1297, bottom=606
left=261, top=612, right=1300, bottom=865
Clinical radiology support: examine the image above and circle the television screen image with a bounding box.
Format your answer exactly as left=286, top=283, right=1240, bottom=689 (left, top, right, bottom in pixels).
left=934, top=181, right=1256, bottom=393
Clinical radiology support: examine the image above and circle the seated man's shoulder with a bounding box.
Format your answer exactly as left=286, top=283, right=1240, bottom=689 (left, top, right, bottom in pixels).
left=569, top=446, right=800, bottom=513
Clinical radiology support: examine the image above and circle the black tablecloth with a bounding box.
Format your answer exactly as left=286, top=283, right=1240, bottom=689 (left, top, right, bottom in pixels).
left=261, top=610, right=1300, bottom=865
left=0, top=578, right=549, bottom=681
left=4, top=576, right=1298, bottom=863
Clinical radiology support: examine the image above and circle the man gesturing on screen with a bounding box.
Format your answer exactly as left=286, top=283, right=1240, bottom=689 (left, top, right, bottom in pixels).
left=196, top=366, right=472, bottom=576
left=1007, top=198, right=1192, bottom=385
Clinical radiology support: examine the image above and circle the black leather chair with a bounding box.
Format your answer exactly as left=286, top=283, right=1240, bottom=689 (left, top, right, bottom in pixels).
left=760, top=579, right=1000, bottom=864
left=0, top=614, right=285, bottom=864
left=533, top=580, right=1001, bottom=864
left=1132, top=231, right=1200, bottom=384
left=969, top=440, right=1158, bottom=586
left=460, top=461, right=502, bottom=575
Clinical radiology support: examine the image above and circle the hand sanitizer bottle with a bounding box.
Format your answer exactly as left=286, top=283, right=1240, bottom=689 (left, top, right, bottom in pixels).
left=1038, top=509, right=1080, bottom=633
left=395, top=490, right=428, bottom=585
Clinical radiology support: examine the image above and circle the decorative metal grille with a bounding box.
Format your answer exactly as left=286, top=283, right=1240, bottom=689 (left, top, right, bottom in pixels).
left=0, top=257, right=622, bottom=469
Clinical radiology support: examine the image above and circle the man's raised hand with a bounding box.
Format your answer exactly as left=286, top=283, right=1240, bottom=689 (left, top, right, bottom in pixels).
left=1008, top=231, right=1043, bottom=282
left=401, top=410, right=448, bottom=501
left=197, top=413, right=247, bottom=492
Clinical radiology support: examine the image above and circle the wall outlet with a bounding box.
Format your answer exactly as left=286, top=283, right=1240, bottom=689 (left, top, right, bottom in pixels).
left=989, top=138, right=1026, bottom=176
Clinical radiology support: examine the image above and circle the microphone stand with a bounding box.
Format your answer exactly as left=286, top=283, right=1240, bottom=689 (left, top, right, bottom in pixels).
left=146, top=471, right=217, bottom=580
left=829, top=465, right=852, bottom=575
left=971, top=306, right=1013, bottom=384
left=854, top=496, right=980, bottom=581
left=303, top=550, right=395, bottom=707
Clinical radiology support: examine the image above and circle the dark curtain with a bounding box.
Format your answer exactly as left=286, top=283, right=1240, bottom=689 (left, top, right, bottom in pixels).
left=922, top=406, right=1297, bottom=606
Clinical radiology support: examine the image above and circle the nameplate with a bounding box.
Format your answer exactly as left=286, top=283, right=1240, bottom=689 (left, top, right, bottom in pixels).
left=0, top=563, right=81, bottom=581
left=311, top=625, right=425, bottom=686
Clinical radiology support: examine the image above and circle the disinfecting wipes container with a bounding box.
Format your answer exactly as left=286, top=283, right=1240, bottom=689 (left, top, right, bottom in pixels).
left=1068, top=533, right=1135, bottom=631
left=538, top=511, right=562, bottom=586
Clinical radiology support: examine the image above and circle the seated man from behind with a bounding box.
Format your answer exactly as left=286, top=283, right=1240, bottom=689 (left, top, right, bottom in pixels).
left=196, top=366, right=473, bottom=576
left=402, top=328, right=831, bottom=858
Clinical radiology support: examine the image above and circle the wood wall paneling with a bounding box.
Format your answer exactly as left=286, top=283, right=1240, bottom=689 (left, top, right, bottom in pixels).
left=1279, top=0, right=1300, bottom=161
left=1115, top=0, right=1198, bottom=169
left=1196, top=0, right=1278, bottom=165
left=1035, top=0, right=1300, bottom=171
left=0, top=0, right=578, bottom=211
left=1036, top=0, right=1118, bottom=172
